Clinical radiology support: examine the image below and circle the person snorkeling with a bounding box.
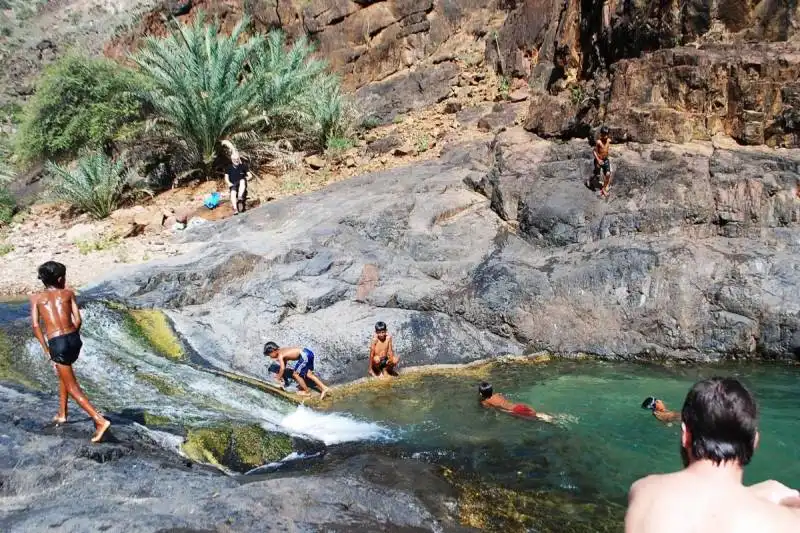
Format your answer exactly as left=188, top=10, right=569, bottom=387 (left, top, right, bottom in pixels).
left=479, top=382, right=553, bottom=422
left=642, top=396, right=681, bottom=424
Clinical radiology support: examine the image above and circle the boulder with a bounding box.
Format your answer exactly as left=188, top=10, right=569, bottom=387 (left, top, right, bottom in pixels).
left=356, top=61, right=460, bottom=123
left=305, top=155, right=326, bottom=170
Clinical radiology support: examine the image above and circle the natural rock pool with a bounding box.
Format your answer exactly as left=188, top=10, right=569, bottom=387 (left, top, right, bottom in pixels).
left=327, top=360, right=800, bottom=505
left=3, top=299, right=800, bottom=531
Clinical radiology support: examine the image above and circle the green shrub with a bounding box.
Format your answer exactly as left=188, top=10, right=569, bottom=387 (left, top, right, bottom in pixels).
left=311, top=75, right=356, bottom=148
left=325, top=136, right=353, bottom=158
left=252, top=30, right=327, bottom=133
left=15, top=55, right=146, bottom=162
left=46, top=153, right=135, bottom=219
left=0, top=188, right=14, bottom=225
left=74, top=235, right=121, bottom=255
left=133, top=13, right=263, bottom=176
left=360, top=116, right=382, bottom=130
left=498, top=76, right=510, bottom=100
left=570, top=86, right=584, bottom=106
left=415, top=134, right=431, bottom=153
left=0, top=242, right=13, bottom=256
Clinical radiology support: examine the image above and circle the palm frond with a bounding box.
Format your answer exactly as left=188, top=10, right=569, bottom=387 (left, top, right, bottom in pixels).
left=132, top=12, right=263, bottom=174
left=46, top=153, right=135, bottom=219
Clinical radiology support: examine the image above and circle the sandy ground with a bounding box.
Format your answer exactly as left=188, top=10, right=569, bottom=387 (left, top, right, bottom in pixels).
left=0, top=65, right=516, bottom=297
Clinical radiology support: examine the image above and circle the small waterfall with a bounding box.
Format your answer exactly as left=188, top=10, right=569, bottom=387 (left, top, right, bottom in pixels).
left=10, top=302, right=388, bottom=445
left=279, top=405, right=391, bottom=445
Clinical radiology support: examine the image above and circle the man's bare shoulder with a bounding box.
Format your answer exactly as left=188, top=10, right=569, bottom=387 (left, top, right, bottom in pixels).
left=630, top=471, right=685, bottom=497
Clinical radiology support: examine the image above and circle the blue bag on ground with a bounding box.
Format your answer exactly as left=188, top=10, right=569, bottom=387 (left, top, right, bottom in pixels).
left=203, top=192, right=221, bottom=209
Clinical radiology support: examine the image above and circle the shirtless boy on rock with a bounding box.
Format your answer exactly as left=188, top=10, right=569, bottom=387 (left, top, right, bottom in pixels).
left=264, top=342, right=330, bottom=399
left=30, top=261, right=111, bottom=443
left=592, top=125, right=613, bottom=198
left=626, top=377, right=800, bottom=533
left=368, top=321, right=399, bottom=378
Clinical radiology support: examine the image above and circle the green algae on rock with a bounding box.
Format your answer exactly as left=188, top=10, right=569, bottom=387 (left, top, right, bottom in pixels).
left=0, top=329, right=40, bottom=389
left=182, top=423, right=293, bottom=472
left=443, top=468, right=624, bottom=532
left=135, top=371, right=185, bottom=397
left=122, top=307, right=185, bottom=360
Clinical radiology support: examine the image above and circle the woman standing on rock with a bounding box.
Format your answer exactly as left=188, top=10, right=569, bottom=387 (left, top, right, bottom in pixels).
left=222, top=140, right=252, bottom=215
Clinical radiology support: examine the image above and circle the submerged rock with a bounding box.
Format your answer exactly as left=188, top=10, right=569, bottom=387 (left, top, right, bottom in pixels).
left=124, top=308, right=186, bottom=360
left=182, top=423, right=293, bottom=472
left=447, top=468, right=624, bottom=533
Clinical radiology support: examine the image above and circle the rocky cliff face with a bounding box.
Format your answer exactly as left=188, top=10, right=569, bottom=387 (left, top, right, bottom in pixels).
left=510, top=0, right=800, bottom=147
left=103, top=0, right=507, bottom=122
left=7, top=1, right=799, bottom=147
left=88, top=123, right=800, bottom=384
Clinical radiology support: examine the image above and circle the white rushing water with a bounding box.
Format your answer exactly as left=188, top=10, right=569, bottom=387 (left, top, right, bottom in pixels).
left=279, top=405, right=391, bottom=445
left=20, top=303, right=389, bottom=445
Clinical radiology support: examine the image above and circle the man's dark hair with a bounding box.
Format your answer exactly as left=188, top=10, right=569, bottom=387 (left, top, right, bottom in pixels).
left=263, top=341, right=279, bottom=355
left=375, top=321, right=387, bottom=332
left=600, top=125, right=609, bottom=135
left=38, top=261, right=66, bottom=288
left=479, top=382, right=493, bottom=399
left=681, top=377, right=758, bottom=466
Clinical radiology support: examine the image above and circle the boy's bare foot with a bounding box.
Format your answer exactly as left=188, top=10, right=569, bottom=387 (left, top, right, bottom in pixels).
left=52, top=415, right=67, bottom=425
left=320, top=388, right=330, bottom=400
left=91, top=419, right=111, bottom=443
left=296, top=390, right=311, bottom=397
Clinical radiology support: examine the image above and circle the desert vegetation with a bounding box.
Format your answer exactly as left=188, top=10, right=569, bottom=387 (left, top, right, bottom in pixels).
left=4, top=11, right=356, bottom=220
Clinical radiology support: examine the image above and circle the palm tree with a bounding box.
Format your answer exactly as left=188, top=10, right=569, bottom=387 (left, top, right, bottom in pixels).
left=133, top=13, right=262, bottom=176
left=250, top=30, right=327, bottom=136
left=47, top=153, right=135, bottom=219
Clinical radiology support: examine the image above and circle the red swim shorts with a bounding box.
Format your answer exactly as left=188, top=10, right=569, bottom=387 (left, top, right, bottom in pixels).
left=511, top=404, right=536, bottom=417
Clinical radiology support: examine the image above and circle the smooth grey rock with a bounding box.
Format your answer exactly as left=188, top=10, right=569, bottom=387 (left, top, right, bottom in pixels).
left=86, top=130, right=800, bottom=386
left=0, top=383, right=468, bottom=533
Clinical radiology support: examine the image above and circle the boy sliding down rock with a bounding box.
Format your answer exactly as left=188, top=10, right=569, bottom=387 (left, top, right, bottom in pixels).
left=264, top=342, right=330, bottom=399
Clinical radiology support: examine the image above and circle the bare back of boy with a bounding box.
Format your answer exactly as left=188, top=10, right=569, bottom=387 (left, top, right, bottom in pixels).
left=31, top=288, right=79, bottom=340
left=273, top=347, right=330, bottom=399
left=30, top=286, right=110, bottom=442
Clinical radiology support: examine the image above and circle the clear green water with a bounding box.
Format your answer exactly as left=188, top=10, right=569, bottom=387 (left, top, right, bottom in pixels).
left=329, top=360, right=800, bottom=503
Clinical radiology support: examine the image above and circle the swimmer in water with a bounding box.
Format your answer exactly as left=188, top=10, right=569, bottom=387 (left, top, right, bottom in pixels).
left=642, top=396, right=681, bottom=424
left=30, top=261, right=111, bottom=443
left=626, top=378, right=800, bottom=533
left=479, top=382, right=553, bottom=422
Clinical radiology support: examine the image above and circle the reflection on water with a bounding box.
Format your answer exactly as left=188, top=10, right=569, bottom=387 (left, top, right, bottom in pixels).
left=328, top=360, right=800, bottom=503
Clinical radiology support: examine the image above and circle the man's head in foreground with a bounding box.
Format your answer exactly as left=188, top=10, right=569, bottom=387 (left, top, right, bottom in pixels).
left=680, top=377, right=759, bottom=468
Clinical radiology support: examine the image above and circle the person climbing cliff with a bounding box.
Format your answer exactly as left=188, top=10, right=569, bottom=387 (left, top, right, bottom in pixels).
left=593, top=126, right=613, bottom=198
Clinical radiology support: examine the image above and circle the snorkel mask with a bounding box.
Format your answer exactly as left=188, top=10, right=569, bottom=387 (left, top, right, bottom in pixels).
left=641, top=397, right=658, bottom=411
